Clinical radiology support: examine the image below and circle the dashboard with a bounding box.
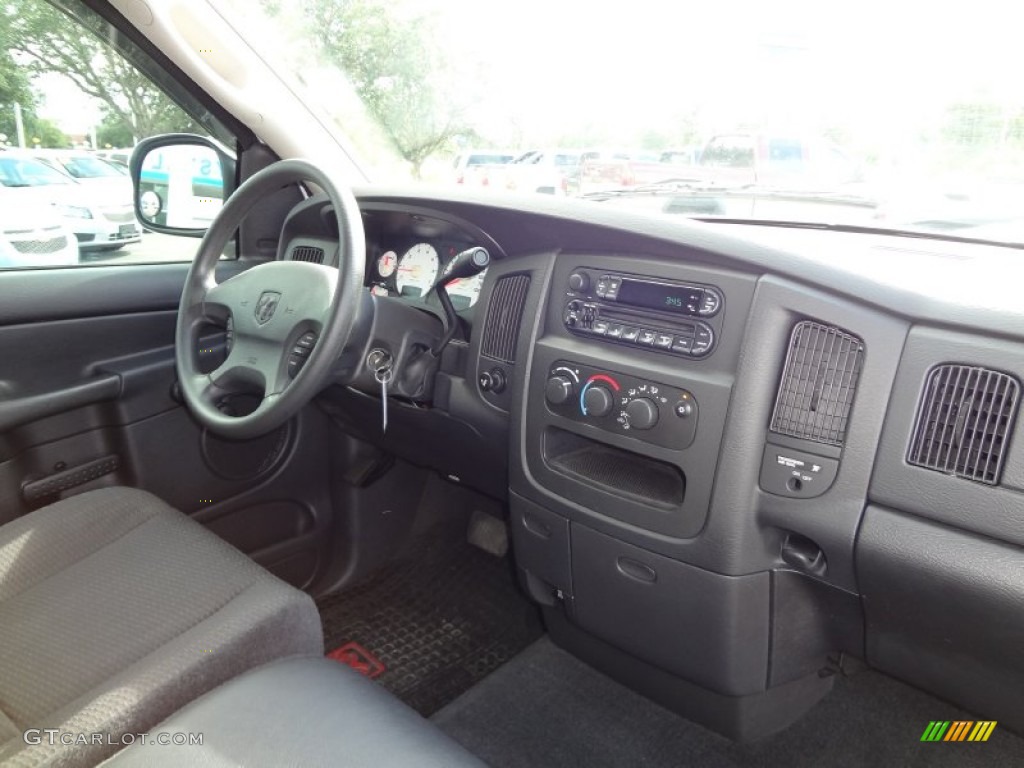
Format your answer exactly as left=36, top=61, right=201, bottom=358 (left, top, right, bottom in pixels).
left=285, top=185, right=1024, bottom=743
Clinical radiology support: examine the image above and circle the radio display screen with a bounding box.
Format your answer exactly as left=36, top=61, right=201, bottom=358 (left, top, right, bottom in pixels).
left=617, top=279, right=703, bottom=313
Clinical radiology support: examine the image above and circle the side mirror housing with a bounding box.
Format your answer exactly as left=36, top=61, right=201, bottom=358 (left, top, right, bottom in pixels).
left=130, top=134, right=236, bottom=237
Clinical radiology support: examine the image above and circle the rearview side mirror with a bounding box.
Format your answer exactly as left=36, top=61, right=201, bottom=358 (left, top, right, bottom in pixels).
left=130, top=134, right=236, bottom=237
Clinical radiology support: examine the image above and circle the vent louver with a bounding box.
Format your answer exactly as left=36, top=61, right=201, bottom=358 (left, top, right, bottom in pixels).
left=291, top=245, right=325, bottom=264
left=480, top=274, right=530, bottom=364
left=770, top=321, right=865, bottom=447
left=908, top=365, right=1020, bottom=485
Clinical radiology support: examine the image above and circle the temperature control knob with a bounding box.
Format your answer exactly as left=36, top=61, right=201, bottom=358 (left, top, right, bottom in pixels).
left=545, top=375, right=574, bottom=406
left=582, top=385, right=614, bottom=417
left=625, top=397, right=659, bottom=430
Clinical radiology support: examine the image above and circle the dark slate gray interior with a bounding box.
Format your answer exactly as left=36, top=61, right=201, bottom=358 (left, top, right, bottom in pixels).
left=3, top=5, right=1024, bottom=755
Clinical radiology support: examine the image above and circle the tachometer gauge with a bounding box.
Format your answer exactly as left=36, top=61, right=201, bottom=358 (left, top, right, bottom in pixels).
left=396, top=243, right=439, bottom=297
left=377, top=250, right=398, bottom=278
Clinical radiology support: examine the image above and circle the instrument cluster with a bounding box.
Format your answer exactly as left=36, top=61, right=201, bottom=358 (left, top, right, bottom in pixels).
left=368, top=240, right=487, bottom=309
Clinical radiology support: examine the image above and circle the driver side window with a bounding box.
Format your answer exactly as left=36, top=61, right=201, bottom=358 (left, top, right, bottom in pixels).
left=0, top=0, right=235, bottom=270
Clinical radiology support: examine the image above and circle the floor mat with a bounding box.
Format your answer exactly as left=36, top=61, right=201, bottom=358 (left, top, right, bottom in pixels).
left=432, top=637, right=1024, bottom=768
left=317, top=529, right=544, bottom=716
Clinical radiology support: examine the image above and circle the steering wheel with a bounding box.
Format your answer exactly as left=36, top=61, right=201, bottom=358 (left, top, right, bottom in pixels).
left=175, top=159, right=365, bottom=439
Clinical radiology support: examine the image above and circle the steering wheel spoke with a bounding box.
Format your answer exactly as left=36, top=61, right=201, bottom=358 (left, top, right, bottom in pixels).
left=211, top=333, right=291, bottom=395
left=202, top=272, right=248, bottom=323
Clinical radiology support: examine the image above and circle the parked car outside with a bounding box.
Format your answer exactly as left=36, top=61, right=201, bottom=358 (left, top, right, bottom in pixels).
left=500, top=149, right=596, bottom=195
left=33, top=149, right=134, bottom=193
left=0, top=150, right=141, bottom=252
left=0, top=188, right=79, bottom=268
left=451, top=149, right=517, bottom=187
left=692, top=133, right=863, bottom=191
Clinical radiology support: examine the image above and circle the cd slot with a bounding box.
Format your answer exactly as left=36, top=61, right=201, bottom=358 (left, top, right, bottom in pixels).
left=563, top=300, right=715, bottom=358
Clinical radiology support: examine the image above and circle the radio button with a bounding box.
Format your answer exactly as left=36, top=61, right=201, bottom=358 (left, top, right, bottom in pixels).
left=606, top=323, right=624, bottom=338
left=671, top=336, right=693, bottom=354
left=637, top=329, right=658, bottom=346
left=620, top=326, right=640, bottom=342
left=691, top=338, right=713, bottom=356
left=605, top=277, right=621, bottom=299
left=595, top=276, right=610, bottom=296
left=695, top=325, right=713, bottom=343
left=568, top=272, right=590, bottom=293
left=592, top=320, right=610, bottom=335
left=699, top=290, right=722, bottom=316
left=654, top=333, right=674, bottom=349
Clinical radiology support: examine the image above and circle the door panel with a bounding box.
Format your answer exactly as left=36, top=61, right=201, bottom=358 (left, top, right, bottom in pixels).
left=0, top=262, right=336, bottom=590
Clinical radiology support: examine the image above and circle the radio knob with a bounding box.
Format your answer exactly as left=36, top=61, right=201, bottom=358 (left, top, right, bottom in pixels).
left=582, top=385, right=614, bottom=417
left=625, top=397, right=659, bottom=430
left=568, top=271, right=590, bottom=292
left=545, top=375, right=574, bottom=406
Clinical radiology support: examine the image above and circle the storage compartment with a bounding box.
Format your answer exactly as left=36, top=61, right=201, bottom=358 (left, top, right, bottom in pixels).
left=570, top=523, right=769, bottom=696
left=510, top=493, right=571, bottom=601
left=858, top=504, right=1024, bottom=733
left=544, top=427, right=685, bottom=509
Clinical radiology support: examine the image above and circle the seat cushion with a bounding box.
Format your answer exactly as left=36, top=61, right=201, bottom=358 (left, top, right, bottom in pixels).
left=101, top=657, right=484, bottom=767
left=0, top=487, right=323, bottom=768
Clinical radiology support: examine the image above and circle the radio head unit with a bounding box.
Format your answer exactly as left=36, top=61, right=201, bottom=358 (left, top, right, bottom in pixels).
left=563, top=270, right=724, bottom=359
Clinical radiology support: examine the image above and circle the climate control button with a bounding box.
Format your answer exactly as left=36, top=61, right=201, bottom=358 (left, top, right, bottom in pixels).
left=582, top=385, right=614, bottom=417
left=625, top=397, right=659, bottom=430
left=545, top=375, right=575, bottom=406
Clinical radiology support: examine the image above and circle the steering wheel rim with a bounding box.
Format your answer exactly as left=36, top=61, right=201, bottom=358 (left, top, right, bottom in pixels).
left=175, top=158, right=365, bottom=439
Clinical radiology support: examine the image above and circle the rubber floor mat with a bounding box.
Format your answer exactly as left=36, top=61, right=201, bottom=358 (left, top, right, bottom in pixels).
left=317, top=530, right=544, bottom=715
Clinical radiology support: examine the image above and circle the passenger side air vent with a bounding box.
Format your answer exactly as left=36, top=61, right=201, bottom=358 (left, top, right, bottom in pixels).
left=770, top=320, right=865, bottom=447
left=907, top=365, right=1020, bottom=485
left=480, top=274, right=530, bottom=364
left=291, top=245, right=325, bottom=264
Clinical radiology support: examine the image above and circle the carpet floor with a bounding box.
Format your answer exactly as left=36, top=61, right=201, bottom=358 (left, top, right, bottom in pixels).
left=432, top=637, right=1024, bottom=768
left=317, top=529, right=544, bottom=716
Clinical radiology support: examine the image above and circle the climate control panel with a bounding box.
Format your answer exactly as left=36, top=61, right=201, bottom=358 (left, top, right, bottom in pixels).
left=544, top=360, right=699, bottom=450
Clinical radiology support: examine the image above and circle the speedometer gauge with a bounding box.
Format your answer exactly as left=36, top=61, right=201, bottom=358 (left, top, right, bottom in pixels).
left=377, top=250, right=398, bottom=278
left=396, top=243, right=439, bottom=297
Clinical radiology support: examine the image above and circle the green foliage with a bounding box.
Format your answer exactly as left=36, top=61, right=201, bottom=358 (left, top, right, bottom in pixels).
left=276, top=0, right=469, bottom=176
left=2, top=0, right=199, bottom=145
left=24, top=116, right=71, bottom=148
left=0, top=47, right=70, bottom=147
left=0, top=51, right=35, bottom=109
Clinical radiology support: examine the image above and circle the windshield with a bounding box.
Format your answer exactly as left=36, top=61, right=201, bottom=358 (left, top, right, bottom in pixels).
left=210, top=0, right=1024, bottom=244
left=47, top=154, right=123, bottom=179
left=0, top=156, right=74, bottom=187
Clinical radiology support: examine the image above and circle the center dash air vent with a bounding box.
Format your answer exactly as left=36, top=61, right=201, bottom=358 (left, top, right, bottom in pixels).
left=770, top=320, right=865, bottom=447
left=480, top=274, right=530, bottom=364
left=908, top=365, right=1020, bottom=485
left=291, top=245, right=325, bottom=264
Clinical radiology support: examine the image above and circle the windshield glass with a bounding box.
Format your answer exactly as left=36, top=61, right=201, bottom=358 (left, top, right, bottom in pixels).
left=0, top=156, right=74, bottom=187
left=48, top=154, right=123, bottom=179
left=211, top=0, right=1024, bottom=244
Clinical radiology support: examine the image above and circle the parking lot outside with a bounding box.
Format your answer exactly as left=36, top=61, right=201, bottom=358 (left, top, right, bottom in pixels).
left=80, top=230, right=207, bottom=265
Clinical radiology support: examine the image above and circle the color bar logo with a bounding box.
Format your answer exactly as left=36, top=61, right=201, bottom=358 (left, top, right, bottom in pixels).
left=921, top=721, right=997, bottom=742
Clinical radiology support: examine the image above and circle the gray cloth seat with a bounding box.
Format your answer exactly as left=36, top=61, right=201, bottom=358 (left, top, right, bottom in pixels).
left=0, top=487, right=323, bottom=768
left=101, top=656, right=484, bottom=767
